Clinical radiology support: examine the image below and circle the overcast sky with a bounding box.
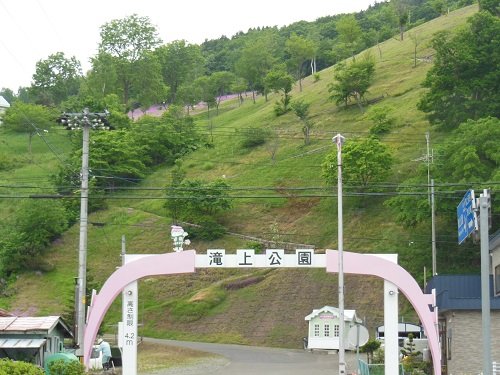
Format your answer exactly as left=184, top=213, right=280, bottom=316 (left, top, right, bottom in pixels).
left=0, top=0, right=376, bottom=92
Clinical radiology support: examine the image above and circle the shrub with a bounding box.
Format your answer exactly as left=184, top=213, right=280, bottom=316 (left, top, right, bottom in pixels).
left=48, top=359, right=85, bottom=375
left=239, top=128, right=270, bottom=149
left=0, top=358, right=44, bottom=375
left=366, top=105, right=393, bottom=135
left=245, top=241, right=264, bottom=254
left=189, top=218, right=227, bottom=241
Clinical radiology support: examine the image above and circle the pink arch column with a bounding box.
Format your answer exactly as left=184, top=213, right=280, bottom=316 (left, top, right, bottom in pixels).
left=83, top=250, right=196, bottom=366
left=326, top=250, right=440, bottom=375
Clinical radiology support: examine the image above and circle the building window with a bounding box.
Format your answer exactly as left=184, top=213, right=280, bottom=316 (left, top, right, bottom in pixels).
left=314, top=324, right=320, bottom=337
left=334, top=324, right=340, bottom=337
left=495, top=265, right=500, bottom=296
left=324, top=324, right=330, bottom=337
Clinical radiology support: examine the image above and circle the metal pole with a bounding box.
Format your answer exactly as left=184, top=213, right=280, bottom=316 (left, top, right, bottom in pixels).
left=431, top=179, right=437, bottom=275
left=76, top=121, right=90, bottom=356
left=333, top=134, right=346, bottom=375
left=480, top=190, right=491, bottom=375
left=425, top=132, right=431, bottom=204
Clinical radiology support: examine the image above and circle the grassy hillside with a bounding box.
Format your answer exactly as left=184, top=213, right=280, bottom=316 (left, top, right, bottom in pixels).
left=0, top=5, right=479, bottom=347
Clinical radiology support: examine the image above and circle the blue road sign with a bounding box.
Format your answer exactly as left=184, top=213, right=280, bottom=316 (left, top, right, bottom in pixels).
left=457, top=189, right=477, bottom=244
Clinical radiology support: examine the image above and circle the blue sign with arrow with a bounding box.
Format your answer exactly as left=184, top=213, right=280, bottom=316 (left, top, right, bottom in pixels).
left=457, top=189, right=477, bottom=244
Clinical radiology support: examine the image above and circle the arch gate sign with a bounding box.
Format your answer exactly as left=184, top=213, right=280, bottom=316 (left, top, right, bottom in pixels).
left=83, top=249, right=440, bottom=375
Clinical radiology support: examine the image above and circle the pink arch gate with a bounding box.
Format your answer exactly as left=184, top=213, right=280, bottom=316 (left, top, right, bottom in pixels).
left=83, top=250, right=440, bottom=375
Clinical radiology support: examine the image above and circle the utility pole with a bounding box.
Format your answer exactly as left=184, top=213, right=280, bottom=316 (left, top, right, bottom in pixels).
left=58, top=109, right=110, bottom=357
left=431, top=179, right=437, bottom=275
left=415, top=133, right=436, bottom=275
left=479, top=189, right=492, bottom=375
left=333, top=134, right=346, bottom=375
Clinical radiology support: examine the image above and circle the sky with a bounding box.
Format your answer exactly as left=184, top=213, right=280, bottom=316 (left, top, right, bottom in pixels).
left=0, top=0, right=377, bottom=92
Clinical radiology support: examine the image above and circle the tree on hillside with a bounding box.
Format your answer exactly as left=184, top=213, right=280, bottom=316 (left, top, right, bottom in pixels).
left=132, top=52, right=169, bottom=112
left=385, top=175, right=431, bottom=228
left=291, top=99, right=313, bottom=145
left=235, top=33, right=277, bottom=103
left=264, top=64, right=295, bottom=116
left=328, top=54, right=375, bottom=110
left=84, top=52, right=120, bottom=100
left=387, top=117, right=500, bottom=228
left=155, top=40, right=205, bottom=104
left=418, top=12, right=500, bottom=129
left=165, top=179, right=233, bottom=221
left=391, top=0, right=410, bottom=40
left=177, top=82, right=201, bottom=114
left=193, top=76, right=217, bottom=119
left=336, top=15, right=363, bottom=60
left=30, top=52, right=82, bottom=106
left=231, top=77, right=248, bottom=106
left=0, top=200, right=68, bottom=276
left=211, top=71, right=236, bottom=115
left=322, top=136, right=393, bottom=193
left=285, top=33, right=316, bottom=92
left=2, top=101, right=54, bottom=160
left=97, top=14, right=162, bottom=105
left=478, top=0, right=500, bottom=16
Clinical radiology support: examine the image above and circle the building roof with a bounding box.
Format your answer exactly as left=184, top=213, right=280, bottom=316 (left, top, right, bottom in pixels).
left=305, top=305, right=361, bottom=323
left=0, top=316, right=73, bottom=337
left=425, top=274, right=500, bottom=311
left=0, top=96, right=10, bottom=108
left=0, top=338, right=46, bottom=349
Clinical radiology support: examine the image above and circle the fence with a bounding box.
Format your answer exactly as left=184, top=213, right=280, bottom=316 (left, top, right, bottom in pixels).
left=358, top=360, right=404, bottom=375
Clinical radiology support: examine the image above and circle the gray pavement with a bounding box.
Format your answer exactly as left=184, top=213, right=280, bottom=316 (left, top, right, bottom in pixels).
left=142, top=337, right=361, bottom=375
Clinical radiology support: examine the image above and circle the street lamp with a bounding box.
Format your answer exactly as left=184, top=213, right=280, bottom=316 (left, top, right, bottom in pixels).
left=58, top=108, right=110, bottom=357
left=332, top=133, right=346, bottom=375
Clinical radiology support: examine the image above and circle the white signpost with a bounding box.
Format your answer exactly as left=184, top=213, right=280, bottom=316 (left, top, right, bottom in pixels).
left=119, top=255, right=140, bottom=375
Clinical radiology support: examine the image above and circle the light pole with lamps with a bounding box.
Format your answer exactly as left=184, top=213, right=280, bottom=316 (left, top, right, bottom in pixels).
left=58, top=108, right=110, bottom=357
left=333, top=133, right=346, bottom=375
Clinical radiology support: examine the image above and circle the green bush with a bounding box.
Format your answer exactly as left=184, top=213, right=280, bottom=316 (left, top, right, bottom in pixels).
left=189, top=218, right=227, bottom=241
left=245, top=241, right=264, bottom=254
left=239, top=128, right=270, bottom=149
left=366, top=105, right=393, bottom=135
left=0, top=154, right=21, bottom=171
left=0, top=358, right=44, bottom=375
left=48, top=359, right=85, bottom=375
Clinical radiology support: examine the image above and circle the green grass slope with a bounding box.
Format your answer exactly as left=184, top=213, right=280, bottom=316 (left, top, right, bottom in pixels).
left=1, top=5, right=478, bottom=347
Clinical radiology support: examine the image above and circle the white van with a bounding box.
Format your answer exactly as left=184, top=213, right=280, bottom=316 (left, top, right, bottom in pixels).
left=89, top=345, right=103, bottom=370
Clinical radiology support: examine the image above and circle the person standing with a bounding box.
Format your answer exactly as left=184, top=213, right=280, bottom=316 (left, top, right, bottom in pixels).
left=97, top=337, right=112, bottom=370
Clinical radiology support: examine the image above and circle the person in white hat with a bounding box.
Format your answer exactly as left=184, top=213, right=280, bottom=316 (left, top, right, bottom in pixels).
left=97, top=337, right=112, bottom=370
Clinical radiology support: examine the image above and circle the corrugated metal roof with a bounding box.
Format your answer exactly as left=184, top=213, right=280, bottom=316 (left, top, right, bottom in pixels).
left=0, top=316, right=60, bottom=333
left=0, top=338, right=46, bottom=349
left=425, top=275, right=500, bottom=311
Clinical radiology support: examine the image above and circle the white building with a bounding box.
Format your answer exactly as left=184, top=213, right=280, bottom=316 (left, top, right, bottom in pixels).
left=305, top=305, right=362, bottom=350
left=0, top=96, right=10, bottom=124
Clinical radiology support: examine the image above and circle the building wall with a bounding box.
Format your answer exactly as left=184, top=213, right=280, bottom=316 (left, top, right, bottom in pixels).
left=445, top=310, right=500, bottom=374
left=308, top=315, right=358, bottom=350
left=492, top=247, right=500, bottom=296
